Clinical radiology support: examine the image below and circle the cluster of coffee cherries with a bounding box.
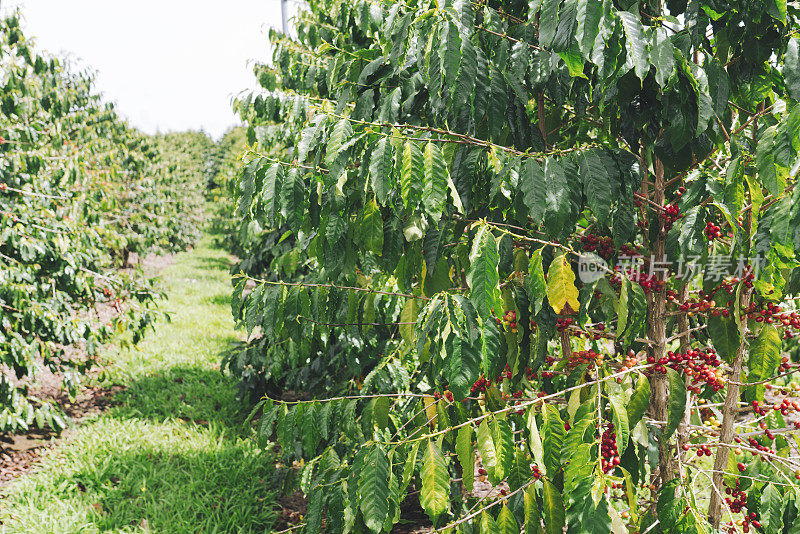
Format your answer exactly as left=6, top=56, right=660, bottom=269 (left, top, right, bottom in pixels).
left=0, top=183, right=6, bottom=192
left=704, top=221, right=725, bottom=241
left=738, top=434, right=778, bottom=457
left=742, top=512, right=762, bottom=533
left=431, top=390, right=455, bottom=403
left=664, top=348, right=724, bottom=392
left=744, top=301, right=800, bottom=331
left=619, top=350, right=638, bottom=371
left=661, top=203, right=682, bottom=230
left=618, top=244, right=641, bottom=257
left=556, top=317, right=576, bottom=333
left=567, top=349, right=604, bottom=368
left=610, top=265, right=663, bottom=294
left=687, top=443, right=713, bottom=457
left=531, top=464, right=542, bottom=479
left=470, top=366, right=515, bottom=395
left=525, top=366, right=538, bottom=381
left=723, top=481, right=748, bottom=516
left=600, top=425, right=620, bottom=473
left=753, top=394, right=800, bottom=418
left=677, top=296, right=730, bottom=317
left=579, top=233, right=615, bottom=259
left=470, top=376, right=491, bottom=395
left=497, top=309, right=519, bottom=333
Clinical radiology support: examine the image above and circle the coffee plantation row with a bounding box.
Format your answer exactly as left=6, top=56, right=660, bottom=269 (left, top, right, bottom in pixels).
left=0, top=10, right=219, bottom=433
left=222, top=0, right=800, bottom=533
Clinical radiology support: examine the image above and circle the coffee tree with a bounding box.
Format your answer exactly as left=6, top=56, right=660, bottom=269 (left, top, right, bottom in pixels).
left=0, top=9, right=210, bottom=433
left=232, top=0, right=800, bottom=531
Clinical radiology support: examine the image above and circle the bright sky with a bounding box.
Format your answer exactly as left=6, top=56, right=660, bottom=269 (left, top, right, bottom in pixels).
left=5, top=0, right=298, bottom=138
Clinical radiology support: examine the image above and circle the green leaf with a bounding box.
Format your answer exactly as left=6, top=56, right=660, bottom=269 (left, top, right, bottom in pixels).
left=627, top=373, right=651, bottom=429
left=618, top=11, right=650, bottom=81
left=546, top=253, right=580, bottom=315
left=527, top=407, right=545, bottom=469
left=401, top=440, right=421, bottom=493
left=760, top=484, right=784, bottom=534
left=423, top=141, right=449, bottom=222
left=306, top=489, right=325, bottom=534
left=447, top=335, right=481, bottom=401
left=539, top=0, right=559, bottom=48
left=497, top=504, right=520, bottom=534
left=665, top=368, right=687, bottom=440
left=326, top=118, right=354, bottom=168
left=479, top=313, right=501, bottom=375
left=525, top=248, right=547, bottom=315
left=420, top=440, right=451, bottom=524
left=614, top=278, right=631, bottom=341
left=579, top=150, right=612, bottom=224
left=757, top=127, right=789, bottom=197
left=281, top=168, right=305, bottom=234
left=749, top=324, right=781, bottom=383
left=709, top=312, right=740, bottom=365
left=359, top=445, right=392, bottom=533
left=542, top=479, right=566, bottom=534
left=786, top=38, right=800, bottom=102
left=609, top=394, right=630, bottom=456
left=400, top=299, right=420, bottom=345
left=525, top=485, right=543, bottom=534
left=258, top=403, right=278, bottom=443
left=576, top=0, right=603, bottom=59
left=477, top=419, right=499, bottom=480
left=401, top=140, right=424, bottom=209
left=369, top=137, right=394, bottom=204
left=651, top=27, right=674, bottom=88
left=543, top=158, right=569, bottom=234
left=456, top=425, right=474, bottom=494
left=492, top=419, right=514, bottom=483
left=691, top=63, right=714, bottom=135
left=300, top=402, right=320, bottom=455
left=467, top=225, right=500, bottom=318
left=767, top=0, right=787, bottom=22
left=262, top=164, right=283, bottom=226
left=481, top=511, right=502, bottom=534
left=441, top=20, right=462, bottom=97
left=297, top=115, right=326, bottom=162
left=521, top=158, right=546, bottom=224
left=542, top=404, right=565, bottom=477
left=378, top=87, right=401, bottom=123
left=562, top=412, right=595, bottom=459
left=360, top=198, right=384, bottom=256
left=456, top=34, right=477, bottom=105
left=706, top=56, right=730, bottom=118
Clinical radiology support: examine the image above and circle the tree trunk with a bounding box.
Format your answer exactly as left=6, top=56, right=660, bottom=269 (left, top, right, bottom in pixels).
left=647, top=156, right=675, bottom=488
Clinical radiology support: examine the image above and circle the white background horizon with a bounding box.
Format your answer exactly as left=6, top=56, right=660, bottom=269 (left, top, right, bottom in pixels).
left=3, top=0, right=300, bottom=139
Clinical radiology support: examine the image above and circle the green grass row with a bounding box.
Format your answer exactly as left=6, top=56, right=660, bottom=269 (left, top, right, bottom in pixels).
left=0, top=238, right=276, bottom=533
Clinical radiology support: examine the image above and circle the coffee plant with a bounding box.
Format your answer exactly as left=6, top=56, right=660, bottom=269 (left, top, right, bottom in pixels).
left=205, top=127, right=249, bottom=251
left=230, top=0, right=800, bottom=532
left=0, top=9, right=210, bottom=433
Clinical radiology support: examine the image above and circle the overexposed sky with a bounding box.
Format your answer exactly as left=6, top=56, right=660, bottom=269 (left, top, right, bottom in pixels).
left=4, top=0, right=298, bottom=138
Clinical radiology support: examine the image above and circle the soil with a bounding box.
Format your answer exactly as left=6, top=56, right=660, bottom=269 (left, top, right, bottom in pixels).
left=0, top=385, right=122, bottom=485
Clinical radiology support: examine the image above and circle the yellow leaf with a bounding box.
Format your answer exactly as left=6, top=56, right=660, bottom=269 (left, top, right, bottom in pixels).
left=546, top=254, right=579, bottom=315
left=423, top=395, right=438, bottom=427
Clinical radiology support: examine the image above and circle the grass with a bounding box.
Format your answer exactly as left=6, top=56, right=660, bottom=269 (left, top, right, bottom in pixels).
left=0, top=238, right=276, bottom=534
